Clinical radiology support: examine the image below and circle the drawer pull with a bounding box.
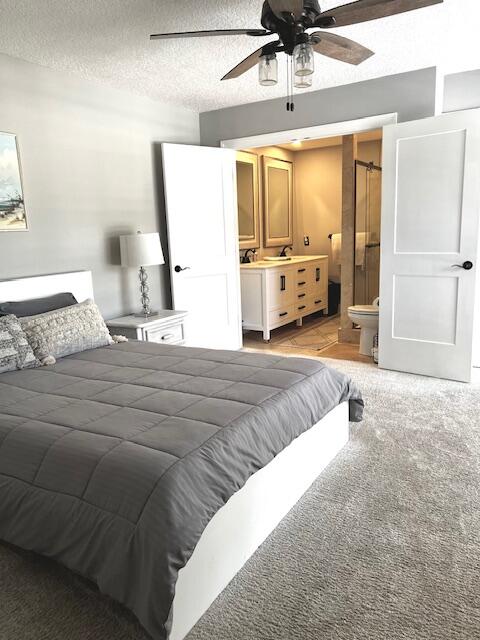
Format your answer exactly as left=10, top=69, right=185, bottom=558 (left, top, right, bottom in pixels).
left=298, top=305, right=306, bottom=311
left=315, top=299, right=322, bottom=305
left=280, top=275, right=286, bottom=291
left=316, top=267, right=320, bottom=282
left=161, top=333, right=175, bottom=341
left=279, top=311, right=288, bottom=317
left=298, top=293, right=306, bottom=299
left=297, top=268, right=306, bottom=273
left=298, top=281, right=306, bottom=286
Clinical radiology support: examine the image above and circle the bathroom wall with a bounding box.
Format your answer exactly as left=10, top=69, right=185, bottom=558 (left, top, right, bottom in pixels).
left=293, top=138, right=382, bottom=281
left=293, top=144, right=342, bottom=279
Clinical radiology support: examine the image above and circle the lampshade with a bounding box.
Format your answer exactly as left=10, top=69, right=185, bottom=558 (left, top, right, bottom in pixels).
left=120, top=232, right=165, bottom=267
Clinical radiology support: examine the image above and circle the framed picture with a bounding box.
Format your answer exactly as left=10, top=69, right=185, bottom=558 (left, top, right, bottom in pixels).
left=0, top=132, right=28, bottom=232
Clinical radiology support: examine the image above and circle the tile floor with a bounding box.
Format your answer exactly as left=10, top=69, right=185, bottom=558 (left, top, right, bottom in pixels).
left=242, top=313, right=374, bottom=364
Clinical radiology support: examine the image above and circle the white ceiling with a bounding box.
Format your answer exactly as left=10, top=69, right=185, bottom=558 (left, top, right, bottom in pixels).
left=0, top=0, right=479, bottom=112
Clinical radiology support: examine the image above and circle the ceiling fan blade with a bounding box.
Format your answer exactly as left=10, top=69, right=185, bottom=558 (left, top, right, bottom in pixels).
left=267, top=0, right=304, bottom=20
left=317, top=0, right=443, bottom=28
left=222, top=41, right=280, bottom=80
left=150, top=29, right=270, bottom=40
left=310, top=31, right=374, bottom=65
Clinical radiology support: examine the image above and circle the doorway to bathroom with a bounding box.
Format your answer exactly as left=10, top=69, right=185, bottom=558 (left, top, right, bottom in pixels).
left=233, top=128, right=383, bottom=363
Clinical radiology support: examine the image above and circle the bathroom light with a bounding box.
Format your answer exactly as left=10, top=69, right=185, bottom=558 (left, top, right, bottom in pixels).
left=294, top=74, right=312, bottom=89
left=293, top=42, right=314, bottom=77
left=258, top=54, right=278, bottom=86
left=291, top=140, right=302, bottom=147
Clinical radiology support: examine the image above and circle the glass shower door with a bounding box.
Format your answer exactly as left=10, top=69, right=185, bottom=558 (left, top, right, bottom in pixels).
left=354, top=161, right=382, bottom=306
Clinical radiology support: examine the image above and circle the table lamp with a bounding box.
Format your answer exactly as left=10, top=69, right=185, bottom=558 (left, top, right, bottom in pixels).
left=120, top=231, right=165, bottom=317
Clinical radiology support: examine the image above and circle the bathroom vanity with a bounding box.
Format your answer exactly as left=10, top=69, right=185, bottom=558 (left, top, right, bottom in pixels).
left=240, top=255, right=328, bottom=341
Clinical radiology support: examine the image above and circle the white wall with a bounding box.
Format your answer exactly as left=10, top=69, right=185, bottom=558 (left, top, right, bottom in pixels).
left=200, top=68, right=438, bottom=147
left=443, top=70, right=480, bottom=113
left=0, top=53, right=200, bottom=318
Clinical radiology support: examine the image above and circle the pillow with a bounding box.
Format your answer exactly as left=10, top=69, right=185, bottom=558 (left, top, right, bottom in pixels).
left=0, top=315, right=40, bottom=373
left=20, top=299, right=113, bottom=364
left=0, top=292, right=78, bottom=318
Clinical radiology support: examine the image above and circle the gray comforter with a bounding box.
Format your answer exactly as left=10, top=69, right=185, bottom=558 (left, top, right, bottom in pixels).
left=0, top=341, right=363, bottom=639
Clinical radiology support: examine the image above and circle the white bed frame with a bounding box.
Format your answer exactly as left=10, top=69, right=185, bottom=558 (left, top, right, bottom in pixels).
left=0, top=270, right=94, bottom=305
left=0, top=270, right=350, bottom=640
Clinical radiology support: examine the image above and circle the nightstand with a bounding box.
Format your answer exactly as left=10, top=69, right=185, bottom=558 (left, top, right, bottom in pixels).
left=106, top=310, right=188, bottom=345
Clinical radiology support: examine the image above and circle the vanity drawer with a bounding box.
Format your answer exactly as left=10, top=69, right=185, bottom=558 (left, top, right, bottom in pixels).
left=295, top=265, right=312, bottom=291
left=308, top=293, right=327, bottom=313
left=269, top=305, right=295, bottom=326
left=145, top=322, right=184, bottom=344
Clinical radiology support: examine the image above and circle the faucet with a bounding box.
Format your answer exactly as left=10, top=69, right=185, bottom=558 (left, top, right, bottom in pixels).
left=241, top=248, right=256, bottom=264
left=279, top=245, right=292, bottom=257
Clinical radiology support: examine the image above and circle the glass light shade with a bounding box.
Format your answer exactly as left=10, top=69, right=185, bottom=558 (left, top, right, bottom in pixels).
left=294, top=74, right=312, bottom=89
left=294, top=42, right=314, bottom=77
left=258, top=54, right=278, bottom=86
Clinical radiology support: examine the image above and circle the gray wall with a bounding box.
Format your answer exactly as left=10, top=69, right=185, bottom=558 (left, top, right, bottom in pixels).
left=443, top=70, right=480, bottom=113
left=0, top=53, right=199, bottom=318
left=200, top=68, right=438, bottom=146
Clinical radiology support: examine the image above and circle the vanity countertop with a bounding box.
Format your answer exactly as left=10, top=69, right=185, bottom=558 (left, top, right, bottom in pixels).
left=240, top=255, right=328, bottom=269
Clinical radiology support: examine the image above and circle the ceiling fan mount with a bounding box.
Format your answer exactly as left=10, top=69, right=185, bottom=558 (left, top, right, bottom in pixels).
left=150, top=0, right=443, bottom=89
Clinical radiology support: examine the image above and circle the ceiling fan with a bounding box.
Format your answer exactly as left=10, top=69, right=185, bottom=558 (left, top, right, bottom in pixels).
left=151, top=0, right=443, bottom=110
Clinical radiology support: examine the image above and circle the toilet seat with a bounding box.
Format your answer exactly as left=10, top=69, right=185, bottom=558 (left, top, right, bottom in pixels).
left=348, top=304, right=379, bottom=316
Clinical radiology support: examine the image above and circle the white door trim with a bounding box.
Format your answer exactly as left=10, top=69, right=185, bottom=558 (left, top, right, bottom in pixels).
left=220, top=113, right=397, bottom=150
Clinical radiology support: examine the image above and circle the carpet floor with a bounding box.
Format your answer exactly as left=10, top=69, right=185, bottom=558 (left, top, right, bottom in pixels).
left=1, top=360, right=480, bottom=640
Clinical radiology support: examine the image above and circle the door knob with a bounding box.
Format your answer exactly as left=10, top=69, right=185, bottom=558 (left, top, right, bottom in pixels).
left=174, top=265, right=191, bottom=273
left=451, top=261, right=473, bottom=270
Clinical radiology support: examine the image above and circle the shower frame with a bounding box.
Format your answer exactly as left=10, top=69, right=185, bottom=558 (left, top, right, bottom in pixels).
left=354, top=159, right=382, bottom=307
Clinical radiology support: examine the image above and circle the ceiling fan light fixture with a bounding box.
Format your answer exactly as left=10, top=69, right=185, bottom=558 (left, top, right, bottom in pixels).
left=293, top=42, right=314, bottom=76
left=258, top=53, right=278, bottom=86
left=294, top=74, right=313, bottom=89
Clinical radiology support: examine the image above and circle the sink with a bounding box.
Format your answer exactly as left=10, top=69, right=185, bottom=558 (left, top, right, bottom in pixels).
left=264, top=256, right=292, bottom=262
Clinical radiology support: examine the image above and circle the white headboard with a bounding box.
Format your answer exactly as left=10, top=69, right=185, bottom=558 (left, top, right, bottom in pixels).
left=0, top=271, right=94, bottom=304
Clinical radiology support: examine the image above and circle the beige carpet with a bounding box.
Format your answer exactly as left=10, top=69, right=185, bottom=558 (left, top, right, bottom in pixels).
left=1, top=360, right=480, bottom=640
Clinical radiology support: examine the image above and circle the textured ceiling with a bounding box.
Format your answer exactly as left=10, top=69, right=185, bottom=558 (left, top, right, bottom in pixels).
left=0, top=0, right=479, bottom=112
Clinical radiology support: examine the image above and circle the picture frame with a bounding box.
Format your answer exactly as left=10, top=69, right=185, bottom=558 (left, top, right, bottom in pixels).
left=0, top=131, right=28, bottom=232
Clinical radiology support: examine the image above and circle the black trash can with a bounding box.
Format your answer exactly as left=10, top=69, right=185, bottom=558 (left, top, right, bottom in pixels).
left=328, top=281, right=340, bottom=316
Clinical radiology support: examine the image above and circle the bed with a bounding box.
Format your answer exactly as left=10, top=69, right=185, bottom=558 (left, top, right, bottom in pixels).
left=0, top=271, right=363, bottom=640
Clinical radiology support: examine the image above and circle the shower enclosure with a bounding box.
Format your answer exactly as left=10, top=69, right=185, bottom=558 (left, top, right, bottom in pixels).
left=354, top=160, right=382, bottom=306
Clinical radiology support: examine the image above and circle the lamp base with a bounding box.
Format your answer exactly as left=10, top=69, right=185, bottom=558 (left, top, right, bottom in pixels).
left=138, top=266, right=153, bottom=317
left=133, top=310, right=158, bottom=318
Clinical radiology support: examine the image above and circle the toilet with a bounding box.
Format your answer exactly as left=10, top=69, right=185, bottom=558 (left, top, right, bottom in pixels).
left=348, top=297, right=379, bottom=357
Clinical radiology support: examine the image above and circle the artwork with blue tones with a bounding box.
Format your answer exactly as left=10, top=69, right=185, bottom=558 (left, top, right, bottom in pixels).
left=0, top=132, right=27, bottom=231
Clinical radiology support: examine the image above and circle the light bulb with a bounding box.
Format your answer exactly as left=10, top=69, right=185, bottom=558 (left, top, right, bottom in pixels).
left=258, top=54, right=278, bottom=86
left=294, top=42, right=314, bottom=77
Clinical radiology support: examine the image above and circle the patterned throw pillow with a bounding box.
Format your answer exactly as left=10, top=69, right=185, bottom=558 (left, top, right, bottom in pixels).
left=21, top=299, right=113, bottom=364
left=0, top=315, right=40, bottom=373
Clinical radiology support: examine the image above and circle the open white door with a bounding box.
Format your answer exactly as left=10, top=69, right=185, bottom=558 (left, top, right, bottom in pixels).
left=162, top=143, right=242, bottom=350
left=379, top=109, right=480, bottom=382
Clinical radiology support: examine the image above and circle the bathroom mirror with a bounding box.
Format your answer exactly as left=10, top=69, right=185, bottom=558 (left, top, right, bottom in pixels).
left=236, top=151, right=260, bottom=249
left=263, top=156, right=293, bottom=247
